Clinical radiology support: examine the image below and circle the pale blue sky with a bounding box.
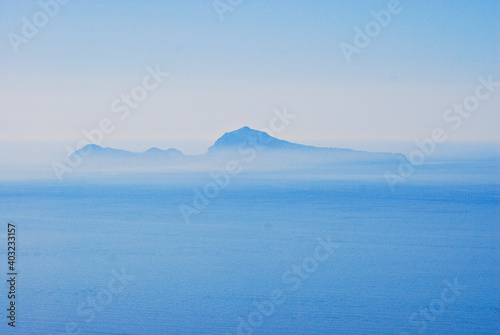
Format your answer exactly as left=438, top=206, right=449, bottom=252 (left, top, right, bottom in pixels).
left=0, top=0, right=498, bottom=144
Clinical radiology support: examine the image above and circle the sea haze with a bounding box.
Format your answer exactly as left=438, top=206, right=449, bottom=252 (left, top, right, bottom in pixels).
left=0, top=131, right=498, bottom=334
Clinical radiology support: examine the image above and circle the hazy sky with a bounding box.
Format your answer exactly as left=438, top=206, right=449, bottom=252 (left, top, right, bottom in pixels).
left=0, top=0, right=499, bottom=145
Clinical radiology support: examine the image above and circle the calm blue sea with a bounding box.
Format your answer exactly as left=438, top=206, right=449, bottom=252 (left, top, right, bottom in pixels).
left=0, top=176, right=498, bottom=334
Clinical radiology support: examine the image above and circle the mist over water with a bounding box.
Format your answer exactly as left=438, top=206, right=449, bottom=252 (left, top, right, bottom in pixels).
left=1, top=140, right=498, bottom=181
left=0, top=137, right=498, bottom=334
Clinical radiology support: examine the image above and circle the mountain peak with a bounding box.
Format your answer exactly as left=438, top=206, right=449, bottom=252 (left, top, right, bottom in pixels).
left=143, top=147, right=183, bottom=157
left=207, top=126, right=309, bottom=153
left=144, top=147, right=162, bottom=153
left=234, top=126, right=252, bottom=132
left=83, top=144, right=104, bottom=151
left=208, top=127, right=274, bottom=152
left=226, top=126, right=264, bottom=137
left=74, top=144, right=105, bottom=154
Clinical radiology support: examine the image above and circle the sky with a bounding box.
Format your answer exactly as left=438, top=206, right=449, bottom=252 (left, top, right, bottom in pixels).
left=0, top=0, right=499, bottom=152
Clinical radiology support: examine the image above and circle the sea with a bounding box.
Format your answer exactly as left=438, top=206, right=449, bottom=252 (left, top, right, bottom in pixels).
left=0, top=165, right=498, bottom=334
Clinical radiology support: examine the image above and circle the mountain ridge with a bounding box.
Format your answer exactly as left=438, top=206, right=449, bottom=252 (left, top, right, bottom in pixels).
left=75, top=126, right=386, bottom=156
left=70, top=127, right=408, bottom=173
